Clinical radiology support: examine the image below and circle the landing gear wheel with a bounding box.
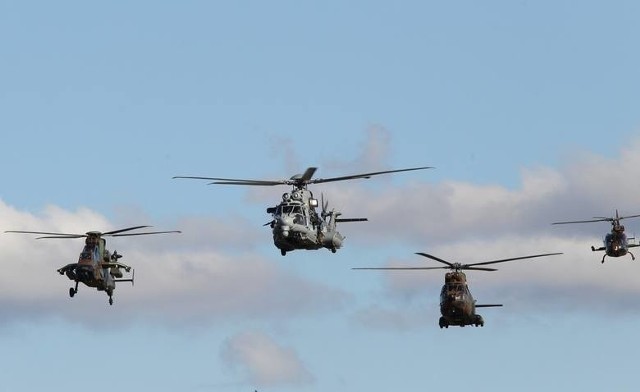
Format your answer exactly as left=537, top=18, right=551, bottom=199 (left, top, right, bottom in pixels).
left=69, top=287, right=76, bottom=298
left=331, top=248, right=337, bottom=254
left=439, top=317, right=448, bottom=329
left=109, top=297, right=113, bottom=305
left=281, top=249, right=286, bottom=256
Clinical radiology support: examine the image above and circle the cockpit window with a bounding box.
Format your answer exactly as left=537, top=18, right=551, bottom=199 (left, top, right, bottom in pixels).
left=447, top=284, right=464, bottom=293
left=277, top=205, right=304, bottom=215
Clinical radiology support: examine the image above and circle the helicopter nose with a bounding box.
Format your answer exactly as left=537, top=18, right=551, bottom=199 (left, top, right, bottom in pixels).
left=273, top=218, right=290, bottom=237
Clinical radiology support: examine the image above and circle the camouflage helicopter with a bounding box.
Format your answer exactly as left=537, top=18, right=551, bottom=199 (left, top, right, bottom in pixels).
left=354, top=252, right=562, bottom=328
left=6, top=226, right=180, bottom=305
left=553, top=210, right=640, bottom=263
left=174, top=166, right=431, bottom=255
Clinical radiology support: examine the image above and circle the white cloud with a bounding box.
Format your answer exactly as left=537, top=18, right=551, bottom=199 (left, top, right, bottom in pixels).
left=0, top=200, right=348, bottom=327
left=221, top=330, right=314, bottom=387
left=340, top=135, right=640, bottom=320
left=5, top=130, right=640, bottom=329
left=318, top=137, right=640, bottom=247
left=168, top=215, right=263, bottom=251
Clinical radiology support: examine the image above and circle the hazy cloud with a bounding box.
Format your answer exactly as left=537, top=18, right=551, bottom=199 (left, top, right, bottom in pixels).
left=351, top=304, right=434, bottom=331
left=323, top=125, right=393, bottom=173
left=221, top=330, right=314, bottom=387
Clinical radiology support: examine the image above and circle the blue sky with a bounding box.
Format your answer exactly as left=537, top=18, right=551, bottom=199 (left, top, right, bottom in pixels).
left=1, top=1, right=640, bottom=391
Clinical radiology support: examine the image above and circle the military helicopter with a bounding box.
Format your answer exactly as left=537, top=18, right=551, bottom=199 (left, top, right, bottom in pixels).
left=174, top=166, right=431, bottom=255
left=6, top=226, right=180, bottom=305
left=354, top=252, right=562, bottom=328
left=552, top=210, right=640, bottom=263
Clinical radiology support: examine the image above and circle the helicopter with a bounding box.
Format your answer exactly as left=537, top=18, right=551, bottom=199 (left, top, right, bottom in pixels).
left=5, top=225, right=181, bottom=305
left=552, top=210, right=640, bottom=263
left=354, top=252, right=562, bottom=328
left=174, top=166, right=431, bottom=255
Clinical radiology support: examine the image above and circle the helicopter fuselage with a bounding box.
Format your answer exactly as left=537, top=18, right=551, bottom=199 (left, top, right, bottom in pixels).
left=269, top=189, right=344, bottom=255
left=57, top=236, right=131, bottom=304
left=438, top=272, right=491, bottom=328
left=603, top=231, right=631, bottom=257
left=59, top=263, right=115, bottom=291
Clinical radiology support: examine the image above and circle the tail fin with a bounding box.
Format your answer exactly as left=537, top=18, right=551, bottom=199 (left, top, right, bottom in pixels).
left=115, top=269, right=135, bottom=286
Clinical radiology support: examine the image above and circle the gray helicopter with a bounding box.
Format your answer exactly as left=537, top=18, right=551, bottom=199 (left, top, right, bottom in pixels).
left=174, top=166, right=431, bottom=255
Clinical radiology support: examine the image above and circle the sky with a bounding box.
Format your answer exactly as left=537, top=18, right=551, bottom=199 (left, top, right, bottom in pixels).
left=1, top=1, right=640, bottom=391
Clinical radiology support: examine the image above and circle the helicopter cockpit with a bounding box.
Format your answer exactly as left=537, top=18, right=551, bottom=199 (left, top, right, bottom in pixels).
left=268, top=191, right=321, bottom=229
left=78, top=236, right=100, bottom=265
left=275, top=204, right=307, bottom=225
left=441, top=283, right=467, bottom=302
left=613, top=224, right=625, bottom=233
left=605, top=231, right=627, bottom=244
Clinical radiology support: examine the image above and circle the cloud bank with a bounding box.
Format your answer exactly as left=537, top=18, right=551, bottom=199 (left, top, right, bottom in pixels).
left=3, top=130, right=640, bottom=330
left=0, top=200, right=348, bottom=327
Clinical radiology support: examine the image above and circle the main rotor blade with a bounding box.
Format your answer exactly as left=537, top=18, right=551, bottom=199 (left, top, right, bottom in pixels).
left=110, top=230, right=181, bottom=237
left=415, top=252, right=455, bottom=267
left=103, top=226, right=151, bottom=236
left=352, top=266, right=448, bottom=270
left=210, top=180, right=286, bottom=186
left=617, top=214, right=640, bottom=221
left=5, top=230, right=84, bottom=237
left=173, top=176, right=226, bottom=180
left=300, top=167, right=317, bottom=182
left=552, top=219, right=610, bottom=224
left=35, top=235, right=87, bottom=239
left=335, top=218, right=368, bottom=223
left=556, top=214, right=640, bottom=224
left=476, top=304, right=503, bottom=308
left=311, top=166, right=433, bottom=184
left=174, top=176, right=286, bottom=186
left=463, top=266, right=498, bottom=272
left=465, top=252, right=563, bottom=267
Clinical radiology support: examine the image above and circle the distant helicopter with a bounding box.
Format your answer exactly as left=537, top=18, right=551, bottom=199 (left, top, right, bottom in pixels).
left=6, top=226, right=180, bottom=305
left=174, top=166, right=431, bottom=255
left=354, top=252, right=562, bottom=328
left=552, top=210, right=640, bottom=263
